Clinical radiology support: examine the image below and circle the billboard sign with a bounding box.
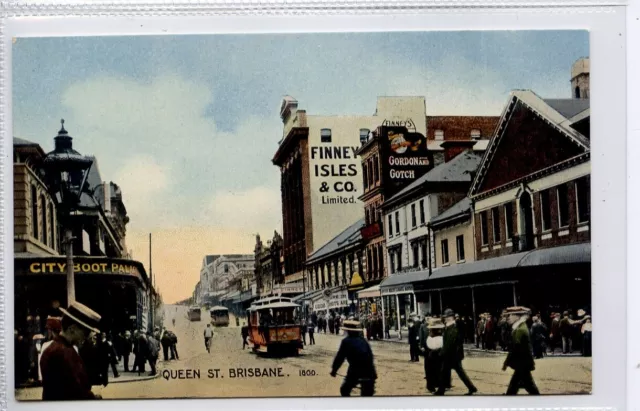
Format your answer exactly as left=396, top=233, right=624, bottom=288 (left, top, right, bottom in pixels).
left=380, top=126, right=433, bottom=197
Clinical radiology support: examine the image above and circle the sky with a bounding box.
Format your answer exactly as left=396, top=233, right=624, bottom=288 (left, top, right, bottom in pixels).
left=13, top=31, right=589, bottom=303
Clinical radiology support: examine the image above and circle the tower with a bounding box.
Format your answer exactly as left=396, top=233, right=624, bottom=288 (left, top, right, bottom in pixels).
left=571, top=57, right=590, bottom=99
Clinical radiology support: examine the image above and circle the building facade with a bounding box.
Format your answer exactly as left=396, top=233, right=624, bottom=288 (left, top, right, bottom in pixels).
left=273, top=96, right=428, bottom=285
left=254, top=231, right=284, bottom=297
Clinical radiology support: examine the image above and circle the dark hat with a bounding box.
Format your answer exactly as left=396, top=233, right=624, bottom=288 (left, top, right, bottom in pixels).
left=59, top=302, right=101, bottom=333
left=443, top=308, right=455, bottom=318
left=45, top=316, right=62, bottom=332
left=505, top=306, right=531, bottom=316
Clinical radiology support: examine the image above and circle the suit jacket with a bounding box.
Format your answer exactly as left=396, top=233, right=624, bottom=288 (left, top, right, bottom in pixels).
left=440, top=323, right=461, bottom=364
left=40, top=336, right=97, bottom=400
left=331, top=335, right=377, bottom=380
left=504, top=322, right=535, bottom=372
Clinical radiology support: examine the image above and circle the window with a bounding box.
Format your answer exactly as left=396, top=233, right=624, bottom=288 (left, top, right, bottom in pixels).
left=48, top=203, right=55, bottom=248
left=421, top=241, right=428, bottom=267
left=412, top=243, right=419, bottom=267
left=441, top=240, right=449, bottom=264
left=540, top=190, right=552, bottom=231
left=419, top=200, right=425, bottom=224
left=359, top=128, right=370, bottom=143
left=320, top=128, right=332, bottom=143
left=363, top=164, right=369, bottom=189
left=224, top=264, right=229, bottom=273
left=470, top=129, right=481, bottom=139
left=368, top=159, right=374, bottom=188
left=397, top=248, right=402, bottom=271
left=480, top=211, right=488, bottom=245
left=388, top=215, right=393, bottom=238
left=389, top=251, right=396, bottom=274
left=456, top=235, right=465, bottom=262
left=365, top=208, right=370, bottom=225
left=435, top=129, right=444, bottom=140
left=31, top=185, right=38, bottom=239
left=41, top=195, right=47, bottom=245
left=557, top=185, right=570, bottom=227
left=411, top=204, right=417, bottom=228
left=373, top=156, right=379, bottom=182
left=492, top=207, right=501, bottom=243
left=576, top=177, right=590, bottom=223
left=575, top=86, right=581, bottom=99
left=504, top=202, right=514, bottom=239
left=395, top=211, right=400, bottom=234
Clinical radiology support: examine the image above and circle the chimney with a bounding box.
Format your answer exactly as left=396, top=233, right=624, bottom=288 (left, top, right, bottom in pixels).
left=440, top=140, right=477, bottom=163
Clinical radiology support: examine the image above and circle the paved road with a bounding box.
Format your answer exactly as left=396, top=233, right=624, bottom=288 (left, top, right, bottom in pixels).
left=16, top=305, right=592, bottom=400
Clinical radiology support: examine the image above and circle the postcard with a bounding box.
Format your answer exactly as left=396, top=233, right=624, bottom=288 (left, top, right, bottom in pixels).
left=12, top=30, right=591, bottom=400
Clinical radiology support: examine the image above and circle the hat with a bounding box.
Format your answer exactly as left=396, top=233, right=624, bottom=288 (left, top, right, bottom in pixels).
left=45, top=316, right=62, bottom=332
left=505, top=306, right=531, bottom=315
left=342, top=320, right=363, bottom=332
left=443, top=309, right=455, bottom=318
left=32, top=334, right=45, bottom=340
left=59, top=302, right=101, bottom=334
left=427, top=317, right=445, bottom=329
left=577, top=309, right=586, bottom=317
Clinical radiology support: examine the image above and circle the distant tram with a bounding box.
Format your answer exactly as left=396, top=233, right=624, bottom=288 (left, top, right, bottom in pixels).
left=246, top=296, right=303, bottom=356
left=210, top=306, right=230, bottom=327
left=188, top=306, right=202, bottom=321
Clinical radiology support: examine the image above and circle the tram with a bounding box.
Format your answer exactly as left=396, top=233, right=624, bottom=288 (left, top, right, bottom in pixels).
left=210, top=306, right=230, bottom=327
left=188, top=306, right=202, bottom=321
left=246, top=296, right=303, bottom=355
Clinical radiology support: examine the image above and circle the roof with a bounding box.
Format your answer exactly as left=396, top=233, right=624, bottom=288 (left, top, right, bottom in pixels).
left=380, top=243, right=590, bottom=288
left=470, top=90, right=590, bottom=198
left=14, top=137, right=40, bottom=146
left=248, top=301, right=300, bottom=311
left=307, top=218, right=364, bottom=263
left=209, top=306, right=228, bottom=311
left=205, top=255, right=221, bottom=265
left=430, top=197, right=472, bottom=228
left=543, top=98, right=590, bottom=119
left=384, top=150, right=481, bottom=207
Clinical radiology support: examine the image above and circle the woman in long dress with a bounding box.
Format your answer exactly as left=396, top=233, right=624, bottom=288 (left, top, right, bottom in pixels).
left=423, top=318, right=444, bottom=393
left=581, top=316, right=592, bottom=357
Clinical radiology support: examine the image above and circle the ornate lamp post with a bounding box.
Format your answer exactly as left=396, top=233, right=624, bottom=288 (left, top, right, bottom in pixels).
left=42, top=120, right=94, bottom=306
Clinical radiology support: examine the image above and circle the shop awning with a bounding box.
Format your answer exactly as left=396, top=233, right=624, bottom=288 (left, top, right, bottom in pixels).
left=358, top=285, right=381, bottom=299
left=292, top=289, right=324, bottom=302
left=380, top=243, right=591, bottom=288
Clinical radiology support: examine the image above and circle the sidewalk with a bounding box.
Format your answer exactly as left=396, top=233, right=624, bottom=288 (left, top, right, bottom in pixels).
left=107, top=358, right=162, bottom=384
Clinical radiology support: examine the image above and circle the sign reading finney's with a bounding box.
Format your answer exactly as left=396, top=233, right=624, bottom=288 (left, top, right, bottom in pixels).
left=380, top=126, right=433, bottom=197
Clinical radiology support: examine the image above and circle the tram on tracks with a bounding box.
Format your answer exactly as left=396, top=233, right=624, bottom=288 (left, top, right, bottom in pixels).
left=188, top=306, right=202, bottom=321
left=246, top=296, right=303, bottom=356
left=210, top=306, right=230, bottom=327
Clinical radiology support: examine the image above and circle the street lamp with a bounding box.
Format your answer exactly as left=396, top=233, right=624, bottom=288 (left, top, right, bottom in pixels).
left=42, top=120, right=94, bottom=307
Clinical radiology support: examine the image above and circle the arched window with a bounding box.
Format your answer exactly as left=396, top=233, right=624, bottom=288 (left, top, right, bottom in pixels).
left=40, top=195, right=47, bottom=245
left=575, top=86, right=581, bottom=99
left=224, top=264, right=229, bottom=273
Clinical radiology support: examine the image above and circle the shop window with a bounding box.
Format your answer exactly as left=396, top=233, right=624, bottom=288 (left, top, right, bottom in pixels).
left=411, top=204, right=417, bottom=228
left=540, top=190, right=552, bottom=231
left=388, top=215, right=393, bottom=238
left=492, top=207, right=501, bottom=243
left=456, top=235, right=465, bottom=262
left=31, top=185, right=38, bottom=239
left=480, top=211, right=488, bottom=246
left=419, top=199, right=425, bottom=224
left=470, top=129, right=481, bottom=140
left=320, top=128, right=332, bottom=143
left=557, top=184, right=570, bottom=228
left=576, top=177, right=590, bottom=223
left=395, top=211, right=400, bottom=234
left=435, top=129, right=444, bottom=140
left=441, top=239, right=449, bottom=265
left=504, top=202, right=514, bottom=239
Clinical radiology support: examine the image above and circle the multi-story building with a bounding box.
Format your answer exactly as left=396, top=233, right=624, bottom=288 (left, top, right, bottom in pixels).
left=13, top=123, right=151, bottom=334
left=196, top=254, right=221, bottom=304
left=426, top=116, right=499, bottom=166
left=254, top=231, right=284, bottom=297
left=273, top=96, right=428, bottom=285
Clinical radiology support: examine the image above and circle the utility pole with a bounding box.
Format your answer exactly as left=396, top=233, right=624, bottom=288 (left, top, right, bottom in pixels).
left=149, top=233, right=153, bottom=331
left=65, top=229, right=75, bottom=305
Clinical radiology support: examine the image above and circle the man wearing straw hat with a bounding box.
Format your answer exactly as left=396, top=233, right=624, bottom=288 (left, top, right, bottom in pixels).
left=40, top=301, right=102, bottom=400
left=330, top=319, right=377, bottom=396
left=435, top=309, right=477, bottom=396
left=503, top=306, right=540, bottom=395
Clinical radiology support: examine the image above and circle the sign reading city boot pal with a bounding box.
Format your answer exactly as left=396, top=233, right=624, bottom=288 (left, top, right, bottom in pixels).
left=11, top=30, right=592, bottom=402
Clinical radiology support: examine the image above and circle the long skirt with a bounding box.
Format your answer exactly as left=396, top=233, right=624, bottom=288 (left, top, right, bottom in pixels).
left=424, top=350, right=442, bottom=392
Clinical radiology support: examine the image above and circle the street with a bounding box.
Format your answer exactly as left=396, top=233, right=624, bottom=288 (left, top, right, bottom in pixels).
left=16, top=305, right=592, bottom=400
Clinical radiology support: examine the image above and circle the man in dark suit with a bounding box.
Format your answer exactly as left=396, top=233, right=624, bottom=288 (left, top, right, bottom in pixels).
left=503, top=306, right=540, bottom=395
left=330, top=319, right=377, bottom=396
left=435, top=309, right=477, bottom=396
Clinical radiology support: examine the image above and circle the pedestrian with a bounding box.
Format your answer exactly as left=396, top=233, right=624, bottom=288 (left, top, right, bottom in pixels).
left=435, top=309, right=477, bottom=396
left=301, top=321, right=308, bottom=345
left=385, top=316, right=391, bottom=339
left=330, top=319, right=376, bottom=397
left=98, top=332, right=119, bottom=385
left=476, top=315, right=486, bottom=349
left=79, top=332, right=102, bottom=387
left=135, top=330, right=148, bottom=375
left=549, top=313, right=561, bottom=354
left=581, top=315, right=592, bottom=357
left=560, top=311, right=585, bottom=354
left=307, top=320, right=316, bottom=345
left=40, top=302, right=102, bottom=400
left=502, top=306, right=540, bottom=395
left=335, top=316, right=341, bottom=335
left=408, top=316, right=420, bottom=362
left=530, top=316, right=548, bottom=359
left=146, top=332, right=159, bottom=376
left=160, top=328, right=172, bottom=361
left=122, top=331, right=132, bottom=371
left=485, top=314, right=496, bottom=350
left=328, top=313, right=335, bottom=334
left=38, top=316, right=62, bottom=383
left=241, top=322, right=249, bottom=349
left=421, top=317, right=444, bottom=393
left=169, top=331, right=179, bottom=360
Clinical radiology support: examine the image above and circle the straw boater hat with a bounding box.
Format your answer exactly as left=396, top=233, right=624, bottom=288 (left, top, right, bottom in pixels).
left=505, top=306, right=531, bottom=316
left=59, top=302, right=101, bottom=334
left=341, top=319, right=363, bottom=332
left=427, top=317, right=445, bottom=329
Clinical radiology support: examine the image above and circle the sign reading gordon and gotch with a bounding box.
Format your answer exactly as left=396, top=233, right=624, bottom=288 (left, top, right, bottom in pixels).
left=380, top=126, right=433, bottom=197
